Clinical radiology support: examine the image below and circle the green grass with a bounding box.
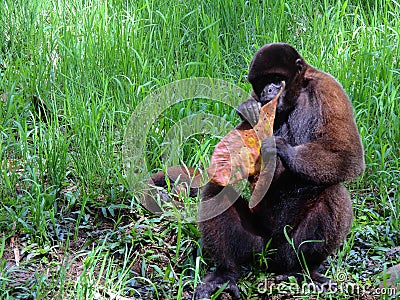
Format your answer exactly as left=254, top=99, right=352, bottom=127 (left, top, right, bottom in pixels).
left=0, top=0, right=399, bottom=299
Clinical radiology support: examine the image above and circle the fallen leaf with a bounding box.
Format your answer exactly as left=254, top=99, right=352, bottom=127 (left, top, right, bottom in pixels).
left=208, top=82, right=284, bottom=186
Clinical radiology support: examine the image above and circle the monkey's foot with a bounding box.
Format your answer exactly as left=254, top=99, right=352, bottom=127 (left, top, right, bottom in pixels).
left=194, top=281, right=240, bottom=300
left=275, top=271, right=337, bottom=292
left=310, top=271, right=337, bottom=291
left=195, top=270, right=241, bottom=299
left=194, top=281, right=240, bottom=299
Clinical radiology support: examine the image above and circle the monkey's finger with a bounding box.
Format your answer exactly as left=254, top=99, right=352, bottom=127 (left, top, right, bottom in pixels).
left=261, top=136, right=277, bottom=156
left=248, top=102, right=261, bottom=126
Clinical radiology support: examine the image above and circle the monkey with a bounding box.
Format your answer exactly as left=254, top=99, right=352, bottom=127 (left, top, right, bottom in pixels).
left=194, top=43, right=365, bottom=299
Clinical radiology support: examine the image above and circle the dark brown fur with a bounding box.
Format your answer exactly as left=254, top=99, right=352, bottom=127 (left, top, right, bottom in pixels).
left=194, top=43, right=365, bottom=299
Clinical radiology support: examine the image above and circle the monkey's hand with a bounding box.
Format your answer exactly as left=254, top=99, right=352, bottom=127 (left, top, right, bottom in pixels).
left=236, top=97, right=261, bottom=127
left=261, top=136, right=277, bottom=159
left=261, top=136, right=295, bottom=171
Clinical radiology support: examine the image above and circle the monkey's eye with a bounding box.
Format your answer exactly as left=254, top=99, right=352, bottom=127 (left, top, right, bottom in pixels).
left=268, top=74, right=285, bottom=85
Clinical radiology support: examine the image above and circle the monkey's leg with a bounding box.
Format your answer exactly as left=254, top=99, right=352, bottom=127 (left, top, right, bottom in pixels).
left=270, top=184, right=353, bottom=286
left=195, top=183, right=265, bottom=299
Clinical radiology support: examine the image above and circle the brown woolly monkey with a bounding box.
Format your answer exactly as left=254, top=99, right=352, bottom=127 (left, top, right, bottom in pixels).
left=194, top=43, right=365, bottom=299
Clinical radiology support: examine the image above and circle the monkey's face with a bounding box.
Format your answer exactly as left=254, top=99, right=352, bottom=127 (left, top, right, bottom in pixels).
left=248, top=43, right=305, bottom=110
left=259, top=81, right=286, bottom=105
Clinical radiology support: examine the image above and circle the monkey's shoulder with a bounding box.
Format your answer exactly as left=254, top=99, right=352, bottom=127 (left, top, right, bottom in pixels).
left=304, top=66, right=344, bottom=90
left=303, top=66, right=352, bottom=109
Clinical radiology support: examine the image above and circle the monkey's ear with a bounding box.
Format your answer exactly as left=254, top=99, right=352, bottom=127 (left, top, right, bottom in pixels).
left=295, top=58, right=304, bottom=73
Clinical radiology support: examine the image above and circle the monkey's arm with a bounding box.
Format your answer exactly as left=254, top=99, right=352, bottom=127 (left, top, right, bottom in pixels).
left=264, top=78, right=364, bottom=185
left=274, top=136, right=364, bottom=184
left=262, top=105, right=365, bottom=185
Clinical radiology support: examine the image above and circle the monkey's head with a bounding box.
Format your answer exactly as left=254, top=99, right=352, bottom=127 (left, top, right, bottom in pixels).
left=248, top=43, right=307, bottom=110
